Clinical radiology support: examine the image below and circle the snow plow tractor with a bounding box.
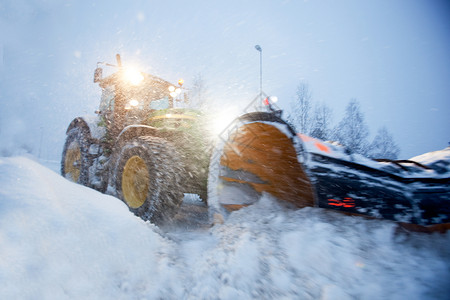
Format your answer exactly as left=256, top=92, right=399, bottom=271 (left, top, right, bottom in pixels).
left=62, top=54, right=450, bottom=230
left=62, top=54, right=209, bottom=223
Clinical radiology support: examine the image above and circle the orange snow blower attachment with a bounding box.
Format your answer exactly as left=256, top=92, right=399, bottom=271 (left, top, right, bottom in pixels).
left=216, top=113, right=315, bottom=211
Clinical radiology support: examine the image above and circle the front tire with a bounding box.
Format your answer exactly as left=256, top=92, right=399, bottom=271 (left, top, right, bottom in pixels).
left=61, top=126, right=92, bottom=186
left=113, top=136, right=184, bottom=224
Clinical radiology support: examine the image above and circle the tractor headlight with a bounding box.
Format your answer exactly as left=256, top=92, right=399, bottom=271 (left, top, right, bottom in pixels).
left=125, top=99, right=140, bottom=110
left=169, top=86, right=181, bottom=98
left=129, top=99, right=139, bottom=107
left=123, top=67, right=144, bottom=85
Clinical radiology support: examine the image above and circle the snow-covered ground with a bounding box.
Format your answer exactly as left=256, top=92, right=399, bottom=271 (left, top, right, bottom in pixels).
left=0, top=156, right=449, bottom=299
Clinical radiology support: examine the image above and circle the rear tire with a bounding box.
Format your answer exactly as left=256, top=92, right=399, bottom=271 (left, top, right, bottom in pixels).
left=113, top=136, right=184, bottom=224
left=61, top=126, right=92, bottom=186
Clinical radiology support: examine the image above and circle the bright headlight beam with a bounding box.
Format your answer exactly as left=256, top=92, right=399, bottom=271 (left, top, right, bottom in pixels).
left=169, top=87, right=181, bottom=98
left=123, top=67, right=144, bottom=85
left=129, top=99, right=139, bottom=107
left=210, top=111, right=240, bottom=137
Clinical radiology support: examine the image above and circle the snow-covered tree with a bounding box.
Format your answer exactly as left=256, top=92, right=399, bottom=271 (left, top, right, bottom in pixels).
left=333, top=99, right=369, bottom=155
left=288, top=82, right=312, bottom=134
left=367, top=126, right=400, bottom=159
left=310, top=102, right=333, bottom=140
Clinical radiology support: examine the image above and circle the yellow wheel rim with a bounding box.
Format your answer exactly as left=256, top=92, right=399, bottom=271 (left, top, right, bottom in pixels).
left=122, top=155, right=149, bottom=209
left=65, top=141, right=81, bottom=182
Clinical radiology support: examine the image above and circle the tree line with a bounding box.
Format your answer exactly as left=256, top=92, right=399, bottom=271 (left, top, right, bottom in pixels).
left=287, top=81, right=400, bottom=159
left=187, top=75, right=400, bottom=160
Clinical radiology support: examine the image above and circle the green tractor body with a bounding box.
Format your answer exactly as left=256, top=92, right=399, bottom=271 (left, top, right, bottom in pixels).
left=62, top=55, right=210, bottom=223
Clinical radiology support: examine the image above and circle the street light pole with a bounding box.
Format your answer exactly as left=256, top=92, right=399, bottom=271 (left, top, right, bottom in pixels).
left=255, top=45, right=262, bottom=97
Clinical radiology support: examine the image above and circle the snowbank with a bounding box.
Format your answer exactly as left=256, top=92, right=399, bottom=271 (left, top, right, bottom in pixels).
left=0, top=156, right=449, bottom=299
left=0, top=157, right=181, bottom=299
left=410, top=146, right=450, bottom=164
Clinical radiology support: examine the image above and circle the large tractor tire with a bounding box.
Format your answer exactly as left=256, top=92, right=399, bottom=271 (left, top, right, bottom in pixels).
left=113, top=136, right=184, bottom=224
left=208, top=112, right=315, bottom=220
left=61, top=125, right=92, bottom=186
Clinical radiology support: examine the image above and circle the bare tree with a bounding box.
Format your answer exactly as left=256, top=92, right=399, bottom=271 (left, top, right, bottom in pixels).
left=333, top=99, right=369, bottom=155
left=288, top=82, right=312, bottom=134
left=188, top=73, right=209, bottom=110
left=310, top=102, right=333, bottom=140
left=367, top=126, right=400, bottom=159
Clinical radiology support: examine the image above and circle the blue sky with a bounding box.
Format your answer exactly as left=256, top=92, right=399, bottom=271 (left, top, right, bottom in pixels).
left=1, top=0, right=449, bottom=159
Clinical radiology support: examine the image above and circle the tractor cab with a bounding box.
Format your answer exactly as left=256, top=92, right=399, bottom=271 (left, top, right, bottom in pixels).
left=93, top=54, right=184, bottom=133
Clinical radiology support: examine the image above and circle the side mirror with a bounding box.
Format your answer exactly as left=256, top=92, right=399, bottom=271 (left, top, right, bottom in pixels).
left=94, top=67, right=103, bottom=83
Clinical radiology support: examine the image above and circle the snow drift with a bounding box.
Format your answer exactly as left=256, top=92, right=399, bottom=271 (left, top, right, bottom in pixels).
left=0, top=156, right=181, bottom=299
left=0, top=156, right=449, bottom=299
